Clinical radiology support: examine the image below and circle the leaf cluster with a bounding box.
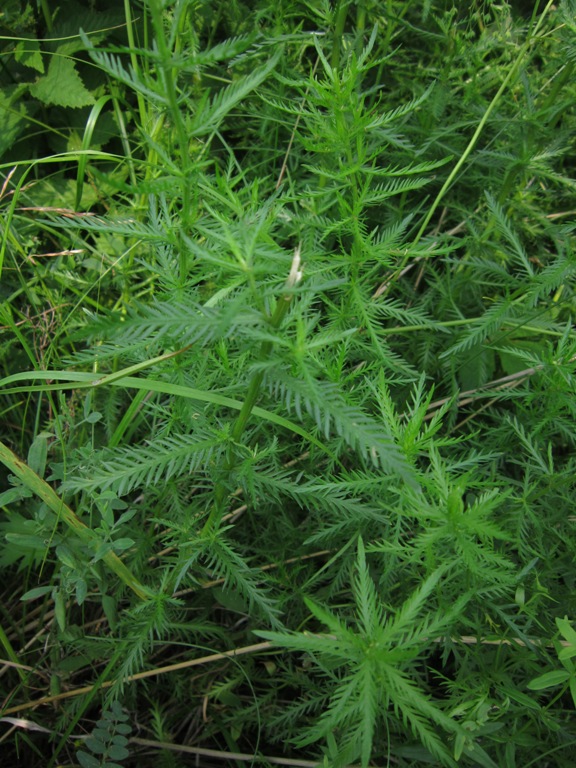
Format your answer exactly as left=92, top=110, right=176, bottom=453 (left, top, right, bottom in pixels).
left=1, top=1, right=576, bottom=767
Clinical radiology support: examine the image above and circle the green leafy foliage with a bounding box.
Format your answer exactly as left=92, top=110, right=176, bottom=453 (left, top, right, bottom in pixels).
left=29, top=55, right=95, bottom=108
left=260, top=540, right=467, bottom=767
left=76, top=701, right=131, bottom=768
left=1, top=1, right=576, bottom=766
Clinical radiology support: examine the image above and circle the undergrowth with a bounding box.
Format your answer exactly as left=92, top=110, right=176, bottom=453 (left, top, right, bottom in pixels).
left=1, top=1, right=576, bottom=766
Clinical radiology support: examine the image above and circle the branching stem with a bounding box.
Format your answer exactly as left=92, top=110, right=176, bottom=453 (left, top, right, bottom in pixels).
left=203, top=247, right=302, bottom=534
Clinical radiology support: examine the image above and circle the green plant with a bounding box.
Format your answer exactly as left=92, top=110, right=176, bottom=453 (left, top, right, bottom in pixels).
left=260, top=539, right=471, bottom=767
left=76, top=700, right=131, bottom=768
left=1, top=1, right=576, bottom=766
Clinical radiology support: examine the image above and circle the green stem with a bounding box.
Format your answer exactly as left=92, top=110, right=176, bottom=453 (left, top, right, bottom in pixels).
left=331, top=0, right=349, bottom=71
left=203, top=283, right=297, bottom=535
left=230, top=298, right=291, bottom=443
left=403, top=0, right=556, bottom=271
left=123, top=0, right=148, bottom=130
left=39, top=0, right=53, bottom=34
left=355, top=1, right=366, bottom=61
left=148, top=0, right=191, bottom=223
left=0, top=440, right=152, bottom=601
left=540, top=61, right=573, bottom=129
left=0, top=620, right=24, bottom=682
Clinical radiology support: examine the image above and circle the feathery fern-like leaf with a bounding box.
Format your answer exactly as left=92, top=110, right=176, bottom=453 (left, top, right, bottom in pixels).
left=63, top=430, right=225, bottom=496
left=189, top=49, right=282, bottom=136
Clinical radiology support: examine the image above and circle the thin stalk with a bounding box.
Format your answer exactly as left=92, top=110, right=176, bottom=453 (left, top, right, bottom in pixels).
left=2, top=631, right=567, bottom=716
left=129, top=737, right=321, bottom=767
left=38, top=0, right=53, bottom=34
left=403, top=0, right=556, bottom=271
left=148, top=0, right=191, bottom=221
left=377, top=318, right=567, bottom=336
left=331, top=0, right=350, bottom=71
left=203, top=247, right=303, bottom=534
left=0, top=622, right=24, bottom=682
left=355, top=0, right=366, bottom=61
left=1, top=641, right=274, bottom=715
left=0, top=440, right=151, bottom=601
left=110, top=86, right=137, bottom=189
left=123, top=0, right=148, bottom=130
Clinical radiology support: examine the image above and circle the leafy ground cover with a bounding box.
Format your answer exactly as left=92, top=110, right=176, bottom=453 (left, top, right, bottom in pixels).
left=1, top=0, right=576, bottom=766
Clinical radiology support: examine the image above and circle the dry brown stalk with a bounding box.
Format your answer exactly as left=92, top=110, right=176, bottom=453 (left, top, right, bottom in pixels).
left=2, top=633, right=569, bottom=717
left=130, top=736, right=325, bottom=766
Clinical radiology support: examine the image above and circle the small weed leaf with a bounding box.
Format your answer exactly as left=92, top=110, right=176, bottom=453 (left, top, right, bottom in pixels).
left=76, top=702, right=131, bottom=768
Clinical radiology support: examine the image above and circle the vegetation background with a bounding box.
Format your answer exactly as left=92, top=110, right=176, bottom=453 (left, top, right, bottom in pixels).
left=1, top=0, right=576, bottom=766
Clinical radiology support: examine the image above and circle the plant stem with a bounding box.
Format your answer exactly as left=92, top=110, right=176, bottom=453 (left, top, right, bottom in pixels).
left=39, top=0, right=53, bottom=33
left=203, top=249, right=302, bottom=534
left=331, top=0, right=349, bottom=71
left=123, top=0, right=148, bottom=130
left=148, top=0, right=191, bottom=223
left=0, top=440, right=152, bottom=601
left=403, top=0, right=556, bottom=270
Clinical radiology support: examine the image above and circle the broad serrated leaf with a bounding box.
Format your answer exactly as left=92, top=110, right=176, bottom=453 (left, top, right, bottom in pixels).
left=0, top=85, right=29, bottom=157
left=30, top=56, right=95, bottom=108
left=15, top=39, right=44, bottom=72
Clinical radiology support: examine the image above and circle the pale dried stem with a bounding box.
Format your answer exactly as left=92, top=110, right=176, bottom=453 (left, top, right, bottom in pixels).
left=2, top=633, right=569, bottom=716
left=423, top=354, right=576, bottom=423
left=130, top=736, right=325, bottom=767
left=372, top=215, right=470, bottom=300
left=173, top=549, right=330, bottom=597
left=0, top=167, right=17, bottom=200
left=275, top=57, right=320, bottom=190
